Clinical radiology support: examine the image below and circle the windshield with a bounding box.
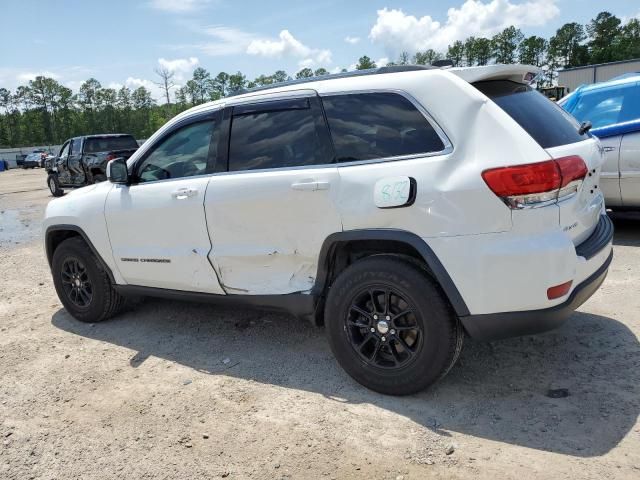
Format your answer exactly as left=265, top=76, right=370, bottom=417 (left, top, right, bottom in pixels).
left=84, top=136, right=138, bottom=153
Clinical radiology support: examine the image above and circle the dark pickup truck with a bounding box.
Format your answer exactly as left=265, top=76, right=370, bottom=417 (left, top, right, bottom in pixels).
left=46, top=134, right=138, bottom=196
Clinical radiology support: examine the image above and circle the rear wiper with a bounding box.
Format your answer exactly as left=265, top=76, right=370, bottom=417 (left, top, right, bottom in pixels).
left=578, top=121, right=592, bottom=135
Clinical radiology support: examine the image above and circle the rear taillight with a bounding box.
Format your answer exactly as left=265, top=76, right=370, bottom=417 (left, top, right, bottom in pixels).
left=556, top=155, right=588, bottom=201
left=482, top=155, right=588, bottom=209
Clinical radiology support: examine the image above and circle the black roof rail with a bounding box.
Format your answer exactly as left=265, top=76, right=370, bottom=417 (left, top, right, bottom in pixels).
left=228, top=64, right=436, bottom=97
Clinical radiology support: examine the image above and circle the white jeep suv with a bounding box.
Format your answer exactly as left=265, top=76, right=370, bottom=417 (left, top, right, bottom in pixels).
left=43, top=64, right=613, bottom=395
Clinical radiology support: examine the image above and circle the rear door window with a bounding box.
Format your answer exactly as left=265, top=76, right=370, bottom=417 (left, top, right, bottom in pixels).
left=228, top=98, right=331, bottom=171
left=321, top=92, right=446, bottom=162
left=474, top=80, right=588, bottom=148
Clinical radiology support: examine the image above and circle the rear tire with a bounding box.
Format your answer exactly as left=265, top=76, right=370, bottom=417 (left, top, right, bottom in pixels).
left=325, top=255, right=463, bottom=395
left=51, top=237, right=124, bottom=323
left=47, top=174, right=64, bottom=197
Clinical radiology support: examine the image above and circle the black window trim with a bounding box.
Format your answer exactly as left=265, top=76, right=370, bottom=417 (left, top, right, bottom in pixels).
left=129, top=109, right=223, bottom=185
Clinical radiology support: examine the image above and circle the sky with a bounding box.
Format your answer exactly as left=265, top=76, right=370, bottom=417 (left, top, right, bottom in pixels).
left=0, top=0, right=638, bottom=101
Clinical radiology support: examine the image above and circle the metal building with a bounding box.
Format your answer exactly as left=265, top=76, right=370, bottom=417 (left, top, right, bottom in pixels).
left=558, top=58, right=640, bottom=92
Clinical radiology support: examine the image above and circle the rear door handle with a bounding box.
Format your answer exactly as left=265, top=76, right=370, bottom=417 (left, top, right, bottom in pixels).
left=171, top=188, right=198, bottom=199
left=291, top=180, right=330, bottom=191
left=603, top=146, right=616, bottom=152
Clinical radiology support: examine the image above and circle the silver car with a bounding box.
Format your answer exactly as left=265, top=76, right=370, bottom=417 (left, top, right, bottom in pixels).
left=559, top=73, right=640, bottom=208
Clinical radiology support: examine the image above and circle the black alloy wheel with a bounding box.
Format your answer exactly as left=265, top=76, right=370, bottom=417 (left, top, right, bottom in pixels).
left=324, top=255, right=464, bottom=395
left=60, top=257, right=93, bottom=308
left=345, top=286, right=422, bottom=370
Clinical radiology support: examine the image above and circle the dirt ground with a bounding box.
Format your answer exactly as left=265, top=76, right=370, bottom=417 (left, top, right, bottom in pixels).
left=1, top=168, right=639, bottom=479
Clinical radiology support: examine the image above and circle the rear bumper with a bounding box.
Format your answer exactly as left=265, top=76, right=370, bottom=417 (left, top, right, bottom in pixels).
left=460, top=250, right=612, bottom=341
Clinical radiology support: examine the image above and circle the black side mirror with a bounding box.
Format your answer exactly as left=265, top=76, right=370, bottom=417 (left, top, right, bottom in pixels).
left=106, top=158, right=129, bottom=184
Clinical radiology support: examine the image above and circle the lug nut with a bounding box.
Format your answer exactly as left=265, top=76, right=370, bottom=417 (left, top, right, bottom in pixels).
left=385, top=315, right=390, bottom=321
left=381, top=336, right=386, bottom=342
left=390, top=329, right=396, bottom=335
left=373, top=315, right=378, bottom=320
left=370, top=327, right=375, bottom=333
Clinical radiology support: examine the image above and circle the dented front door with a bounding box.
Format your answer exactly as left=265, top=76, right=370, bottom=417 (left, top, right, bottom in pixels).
left=204, top=167, right=342, bottom=295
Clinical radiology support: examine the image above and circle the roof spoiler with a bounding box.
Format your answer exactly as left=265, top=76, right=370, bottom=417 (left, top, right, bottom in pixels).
left=450, top=64, right=543, bottom=85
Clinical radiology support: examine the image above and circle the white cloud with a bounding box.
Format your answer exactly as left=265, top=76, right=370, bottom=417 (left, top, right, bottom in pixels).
left=149, top=0, right=211, bottom=13
left=158, top=57, right=199, bottom=73
left=17, top=71, right=61, bottom=82
left=344, top=36, right=361, bottom=45
left=376, top=57, right=390, bottom=67
left=298, top=58, right=315, bottom=69
left=247, top=30, right=332, bottom=67
left=369, top=0, right=560, bottom=56
left=125, top=77, right=156, bottom=91
left=125, top=77, right=172, bottom=102
left=157, top=57, right=199, bottom=83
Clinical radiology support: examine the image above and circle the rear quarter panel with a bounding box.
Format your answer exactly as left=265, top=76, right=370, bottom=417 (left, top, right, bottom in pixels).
left=326, top=71, right=552, bottom=237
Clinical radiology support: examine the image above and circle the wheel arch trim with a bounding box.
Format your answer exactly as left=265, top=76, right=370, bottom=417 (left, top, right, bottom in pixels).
left=313, top=229, right=470, bottom=317
left=44, top=224, right=116, bottom=284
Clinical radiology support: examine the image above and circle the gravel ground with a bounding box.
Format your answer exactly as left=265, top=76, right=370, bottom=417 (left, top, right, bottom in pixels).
left=1, top=168, right=639, bottom=479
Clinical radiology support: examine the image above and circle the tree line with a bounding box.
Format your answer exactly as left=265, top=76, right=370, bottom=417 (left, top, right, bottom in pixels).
left=1, top=11, right=638, bottom=148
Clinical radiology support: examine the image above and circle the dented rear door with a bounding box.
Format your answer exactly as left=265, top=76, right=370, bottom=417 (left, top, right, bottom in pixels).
left=205, top=94, right=342, bottom=295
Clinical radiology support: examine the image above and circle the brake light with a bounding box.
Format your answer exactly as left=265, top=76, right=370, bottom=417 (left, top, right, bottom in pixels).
left=482, top=155, right=588, bottom=209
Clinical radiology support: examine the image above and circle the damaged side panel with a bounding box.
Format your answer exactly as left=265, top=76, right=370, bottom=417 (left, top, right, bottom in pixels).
left=204, top=167, right=343, bottom=295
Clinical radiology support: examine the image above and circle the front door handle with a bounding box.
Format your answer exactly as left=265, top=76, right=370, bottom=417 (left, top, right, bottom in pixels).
left=603, top=146, right=617, bottom=152
left=291, top=180, right=330, bottom=191
left=171, top=188, right=198, bottom=199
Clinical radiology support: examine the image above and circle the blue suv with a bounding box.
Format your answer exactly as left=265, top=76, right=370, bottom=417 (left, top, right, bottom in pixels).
left=560, top=74, right=640, bottom=208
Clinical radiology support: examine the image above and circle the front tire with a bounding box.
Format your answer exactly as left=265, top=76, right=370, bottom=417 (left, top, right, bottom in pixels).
left=47, top=173, right=64, bottom=197
left=325, top=255, right=463, bottom=395
left=52, top=237, right=124, bottom=323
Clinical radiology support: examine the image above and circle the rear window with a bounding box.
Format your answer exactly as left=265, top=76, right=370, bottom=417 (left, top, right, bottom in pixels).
left=474, top=80, right=587, bottom=148
left=84, top=136, right=138, bottom=153
left=322, top=92, right=445, bottom=162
